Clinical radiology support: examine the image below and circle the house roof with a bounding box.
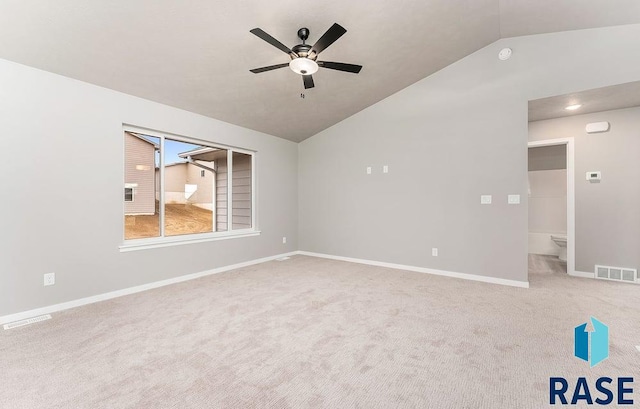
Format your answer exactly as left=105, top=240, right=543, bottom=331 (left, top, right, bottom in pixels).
left=1, top=1, right=639, bottom=142
left=178, top=147, right=226, bottom=162
left=164, top=160, right=216, bottom=172
left=125, top=132, right=159, bottom=149
left=164, top=162, right=188, bottom=168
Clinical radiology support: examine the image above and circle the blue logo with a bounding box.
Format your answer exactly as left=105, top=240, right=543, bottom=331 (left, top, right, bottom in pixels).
left=574, top=316, right=609, bottom=367
left=549, top=317, right=634, bottom=405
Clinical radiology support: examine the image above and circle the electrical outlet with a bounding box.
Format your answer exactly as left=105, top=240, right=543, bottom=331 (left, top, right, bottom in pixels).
left=481, top=195, right=492, bottom=205
left=366, top=166, right=372, bottom=175
left=282, top=237, right=287, bottom=244
left=44, top=273, right=55, bottom=286
left=508, top=194, right=521, bottom=204
left=432, top=248, right=438, bottom=257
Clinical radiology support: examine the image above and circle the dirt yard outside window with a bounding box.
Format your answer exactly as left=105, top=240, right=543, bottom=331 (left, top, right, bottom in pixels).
left=125, top=203, right=215, bottom=240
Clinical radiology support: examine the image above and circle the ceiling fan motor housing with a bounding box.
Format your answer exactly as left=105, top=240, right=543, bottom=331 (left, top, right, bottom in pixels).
left=292, top=44, right=313, bottom=59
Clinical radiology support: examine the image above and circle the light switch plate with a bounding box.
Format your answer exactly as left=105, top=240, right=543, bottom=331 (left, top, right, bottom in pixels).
left=282, top=237, right=287, bottom=244
left=432, top=248, right=438, bottom=257
left=383, top=165, right=389, bottom=173
left=481, top=195, right=492, bottom=205
left=366, top=166, right=372, bottom=175
left=508, top=194, right=521, bottom=204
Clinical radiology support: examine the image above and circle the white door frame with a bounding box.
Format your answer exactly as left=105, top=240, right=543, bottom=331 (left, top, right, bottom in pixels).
left=527, top=138, right=576, bottom=277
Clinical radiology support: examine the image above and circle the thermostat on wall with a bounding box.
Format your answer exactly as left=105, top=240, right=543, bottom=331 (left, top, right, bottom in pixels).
left=586, top=171, right=601, bottom=182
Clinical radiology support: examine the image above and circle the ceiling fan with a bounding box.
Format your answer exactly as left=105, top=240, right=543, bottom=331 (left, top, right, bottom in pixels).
left=249, top=23, right=362, bottom=89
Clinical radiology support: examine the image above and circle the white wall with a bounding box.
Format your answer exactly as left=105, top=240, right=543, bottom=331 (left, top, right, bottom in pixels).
left=528, top=169, right=567, bottom=256
left=298, top=24, right=640, bottom=283
left=0, top=59, right=298, bottom=317
left=528, top=170, right=567, bottom=233
left=529, top=105, right=640, bottom=273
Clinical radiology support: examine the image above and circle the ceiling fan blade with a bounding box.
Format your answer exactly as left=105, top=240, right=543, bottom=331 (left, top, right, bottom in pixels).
left=318, top=61, right=363, bottom=74
left=250, top=28, right=297, bottom=57
left=249, top=63, right=289, bottom=74
left=310, top=23, right=347, bottom=56
left=303, top=75, right=315, bottom=89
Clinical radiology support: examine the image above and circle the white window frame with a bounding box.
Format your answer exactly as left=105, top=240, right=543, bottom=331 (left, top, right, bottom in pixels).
left=120, top=125, right=259, bottom=252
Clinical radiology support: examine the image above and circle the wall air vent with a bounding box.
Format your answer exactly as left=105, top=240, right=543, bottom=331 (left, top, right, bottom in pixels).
left=3, top=314, right=52, bottom=330
left=595, top=265, right=638, bottom=284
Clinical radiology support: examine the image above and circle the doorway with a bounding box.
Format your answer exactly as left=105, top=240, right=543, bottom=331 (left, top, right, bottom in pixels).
left=527, top=139, right=575, bottom=277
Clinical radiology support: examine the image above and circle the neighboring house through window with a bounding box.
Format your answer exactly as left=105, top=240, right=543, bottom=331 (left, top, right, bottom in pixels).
left=122, top=128, right=256, bottom=245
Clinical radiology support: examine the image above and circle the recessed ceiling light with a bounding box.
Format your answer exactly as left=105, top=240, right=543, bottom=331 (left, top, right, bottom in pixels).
left=565, top=104, right=582, bottom=111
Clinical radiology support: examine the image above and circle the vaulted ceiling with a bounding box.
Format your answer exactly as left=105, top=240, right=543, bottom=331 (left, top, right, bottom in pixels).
left=1, top=1, right=639, bottom=142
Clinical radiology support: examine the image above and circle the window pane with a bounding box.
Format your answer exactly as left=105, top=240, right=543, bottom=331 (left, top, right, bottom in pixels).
left=164, top=139, right=226, bottom=236
left=124, top=132, right=160, bottom=239
left=232, top=151, right=252, bottom=230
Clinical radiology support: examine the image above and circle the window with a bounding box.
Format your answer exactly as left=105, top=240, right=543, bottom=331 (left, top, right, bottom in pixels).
left=124, top=187, right=134, bottom=202
left=123, top=128, right=255, bottom=246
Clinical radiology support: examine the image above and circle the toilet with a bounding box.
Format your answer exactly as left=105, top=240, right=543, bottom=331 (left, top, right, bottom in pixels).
left=551, top=235, right=568, bottom=262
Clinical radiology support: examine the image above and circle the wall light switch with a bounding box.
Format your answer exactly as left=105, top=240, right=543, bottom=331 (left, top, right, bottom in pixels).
left=366, top=166, right=372, bottom=175
left=383, top=165, right=389, bottom=173
left=432, top=248, right=438, bottom=257
left=282, top=237, right=287, bottom=244
left=508, top=194, right=521, bottom=204
left=44, top=272, right=55, bottom=286
left=480, top=195, right=492, bottom=205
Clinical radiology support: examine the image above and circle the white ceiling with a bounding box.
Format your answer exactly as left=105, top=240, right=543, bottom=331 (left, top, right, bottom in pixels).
left=529, top=80, right=640, bottom=122
left=0, top=1, right=639, bottom=142
left=498, top=0, right=640, bottom=37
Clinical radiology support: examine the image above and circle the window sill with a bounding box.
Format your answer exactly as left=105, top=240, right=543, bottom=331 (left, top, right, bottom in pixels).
left=119, top=230, right=261, bottom=252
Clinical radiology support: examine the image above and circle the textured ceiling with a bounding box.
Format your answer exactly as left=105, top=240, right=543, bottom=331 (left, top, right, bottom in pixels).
left=499, top=0, right=640, bottom=37
left=0, top=1, right=639, bottom=142
left=529, top=80, right=640, bottom=122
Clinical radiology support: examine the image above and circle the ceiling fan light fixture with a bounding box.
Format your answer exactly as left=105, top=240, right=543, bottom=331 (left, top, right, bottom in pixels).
left=289, top=58, right=318, bottom=75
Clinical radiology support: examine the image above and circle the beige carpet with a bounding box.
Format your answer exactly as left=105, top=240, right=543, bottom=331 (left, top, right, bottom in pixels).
left=1, top=255, right=639, bottom=408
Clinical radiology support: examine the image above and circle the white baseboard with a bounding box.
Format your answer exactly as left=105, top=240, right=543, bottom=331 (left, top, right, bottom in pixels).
left=1, top=250, right=531, bottom=326
left=297, top=251, right=530, bottom=288
left=570, top=270, right=595, bottom=279
left=0, top=251, right=298, bottom=326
